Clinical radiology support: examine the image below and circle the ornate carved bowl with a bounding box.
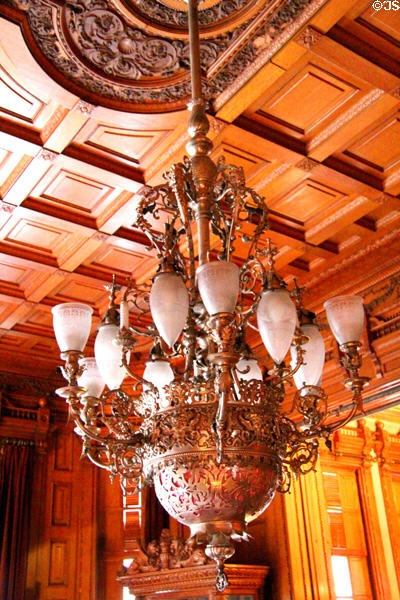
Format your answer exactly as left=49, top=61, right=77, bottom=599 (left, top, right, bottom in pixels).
left=152, top=453, right=277, bottom=540
left=140, top=379, right=280, bottom=543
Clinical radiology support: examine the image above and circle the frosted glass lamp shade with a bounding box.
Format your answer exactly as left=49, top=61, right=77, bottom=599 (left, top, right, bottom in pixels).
left=324, top=295, right=364, bottom=345
left=143, top=360, right=174, bottom=388
left=236, top=358, right=263, bottom=382
left=257, top=289, right=297, bottom=364
left=78, top=357, right=105, bottom=398
left=290, top=324, right=325, bottom=390
left=150, top=272, right=189, bottom=347
left=196, top=261, right=240, bottom=316
left=94, top=323, right=128, bottom=390
left=143, top=360, right=174, bottom=408
left=52, top=303, right=93, bottom=352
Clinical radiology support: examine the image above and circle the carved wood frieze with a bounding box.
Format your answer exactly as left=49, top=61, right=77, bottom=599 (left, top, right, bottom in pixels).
left=3, top=0, right=320, bottom=111
left=119, top=529, right=212, bottom=574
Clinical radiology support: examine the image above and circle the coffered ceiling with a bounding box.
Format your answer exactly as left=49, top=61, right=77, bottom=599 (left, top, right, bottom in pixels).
left=0, top=0, right=399, bottom=417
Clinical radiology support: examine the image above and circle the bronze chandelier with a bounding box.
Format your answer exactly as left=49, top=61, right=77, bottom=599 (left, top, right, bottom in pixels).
left=52, top=0, right=369, bottom=590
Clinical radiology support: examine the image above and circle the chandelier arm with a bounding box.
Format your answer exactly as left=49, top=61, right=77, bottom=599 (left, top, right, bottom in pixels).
left=82, top=435, right=145, bottom=488
left=83, top=444, right=111, bottom=470
left=243, top=189, right=270, bottom=261
left=268, top=328, right=307, bottom=384
left=127, top=324, right=156, bottom=338
left=238, top=257, right=266, bottom=328
left=272, top=356, right=303, bottom=384
left=121, top=350, right=158, bottom=393
left=226, top=187, right=243, bottom=263
left=324, top=390, right=364, bottom=433
left=230, top=367, right=241, bottom=402
left=76, top=416, right=116, bottom=446
left=246, top=319, right=260, bottom=332
left=67, top=402, right=133, bottom=446
left=283, top=386, right=328, bottom=429
left=168, top=163, right=198, bottom=379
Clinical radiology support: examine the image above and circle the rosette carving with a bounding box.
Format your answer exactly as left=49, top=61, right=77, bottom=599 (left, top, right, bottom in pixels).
left=4, top=0, right=317, bottom=110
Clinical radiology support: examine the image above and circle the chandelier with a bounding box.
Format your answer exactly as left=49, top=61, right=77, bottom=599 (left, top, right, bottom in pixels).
left=52, top=0, right=369, bottom=591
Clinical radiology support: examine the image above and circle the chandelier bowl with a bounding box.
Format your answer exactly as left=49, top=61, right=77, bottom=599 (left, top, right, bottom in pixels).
left=140, top=379, right=281, bottom=547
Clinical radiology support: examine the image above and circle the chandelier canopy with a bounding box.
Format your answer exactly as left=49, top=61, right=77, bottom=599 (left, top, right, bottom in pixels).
left=52, top=0, right=369, bottom=591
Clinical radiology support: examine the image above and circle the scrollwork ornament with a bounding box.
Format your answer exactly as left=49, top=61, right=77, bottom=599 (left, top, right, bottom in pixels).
left=15, top=0, right=316, bottom=108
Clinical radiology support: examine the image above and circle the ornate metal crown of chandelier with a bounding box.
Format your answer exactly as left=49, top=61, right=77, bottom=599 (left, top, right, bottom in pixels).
left=52, top=0, right=369, bottom=590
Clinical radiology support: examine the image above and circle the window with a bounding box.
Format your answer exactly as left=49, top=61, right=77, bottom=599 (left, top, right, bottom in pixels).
left=122, top=559, right=135, bottom=600
left=323, top=470, right=373, bottom=600
left=331, top=555, right=353, bottom=599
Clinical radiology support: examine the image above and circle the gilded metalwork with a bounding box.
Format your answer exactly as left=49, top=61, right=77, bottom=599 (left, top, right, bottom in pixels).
left=54, top=0, right=369, bottom=590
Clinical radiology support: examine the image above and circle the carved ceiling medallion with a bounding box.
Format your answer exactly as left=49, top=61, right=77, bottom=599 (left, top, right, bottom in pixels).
left=8, top=0, right=324, bottom=111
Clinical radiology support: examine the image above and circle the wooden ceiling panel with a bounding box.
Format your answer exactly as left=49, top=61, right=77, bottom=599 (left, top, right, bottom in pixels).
left=40, top=169, right=114, bottom=213
left=345, top=113, right=400, bottom=172
left=212, top=142, right=266, bottom=177
left=21, top=306, right=52, bottom=330
left=358, top=5, right=400, bottom=43
left=0, top=65, right=44, bottom=123
left=258, top=63, right=358, bottom=134
left=0, top=332, right=29, bottom=349
left=49, top=277, right=108, bottom=311
left=84, top=123, right=170, bottom=166
left=86, top=243, right=154, bottom=279
left=270, top=178, right=345, bottom=223
left=3, top=217, right=69, bottom=256
left=0, top=260, right=28, bottom=286
left=0, top=0, right=399, bottom=415
left=0, top=300, right=24, bottom=327
left=0, top=208, right=100, bottom=272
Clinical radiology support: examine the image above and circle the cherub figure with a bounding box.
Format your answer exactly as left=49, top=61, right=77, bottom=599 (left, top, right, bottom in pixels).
left=169, top=537, right=185, bottom=569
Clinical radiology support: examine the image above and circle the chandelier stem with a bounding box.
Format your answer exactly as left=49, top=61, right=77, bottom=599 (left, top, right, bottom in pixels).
left=188, top=0, right=202, bottom=101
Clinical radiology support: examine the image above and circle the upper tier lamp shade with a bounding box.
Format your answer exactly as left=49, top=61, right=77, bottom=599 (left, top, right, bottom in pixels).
left=77, top=357, right=105, bottom=398
left=257, top=289, right=297, bottom=364
left=143, top=359, right=174, bottom=388
left=52, top=302, right=93, bottom=352
left=324, top=295, right=364, bottom=345
left=95, top=323, right=129, bottom=390
left=150, top=272, right=189, bottom=347
left=196, top=261, right=240, bottom=316
left=290, top=324, right=325, bottom=390
left=143, top=359, right=174, bottom=407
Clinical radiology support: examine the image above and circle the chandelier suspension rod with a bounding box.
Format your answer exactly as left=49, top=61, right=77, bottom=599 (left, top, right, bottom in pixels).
left=185, top=0, right=216, bottom=267
left=188, top=0, right=202, bottom=101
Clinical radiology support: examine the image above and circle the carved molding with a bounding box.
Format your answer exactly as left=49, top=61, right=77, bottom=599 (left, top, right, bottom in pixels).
left=389, top=85, right=400, bottom=99
left=296, top=157, right=320, bottom=171
left=214, top=0, right=326, bottom=111
left=304, top=227, right=400, bottom=291
left=306, top=196, right=368, bottom=239
left=121, top=0, right=253, bottom=29
left=308, top=89, right=385, bottom=151
left=38, top=148, right=58, bottom=162
left=117, top=562, right=269, bottom=597
left=295, top=25, right=323, bottom=49
left=3, top=0, right=318, bottom=111
left=73, top=99, right=96, bottom=115
left=0, top=202, right=16, bottom=214
left=0, top=392, right=50, bottom=447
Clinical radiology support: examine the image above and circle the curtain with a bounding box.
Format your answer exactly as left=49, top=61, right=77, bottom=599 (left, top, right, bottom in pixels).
left=0, top=443, right=33, bottom=600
